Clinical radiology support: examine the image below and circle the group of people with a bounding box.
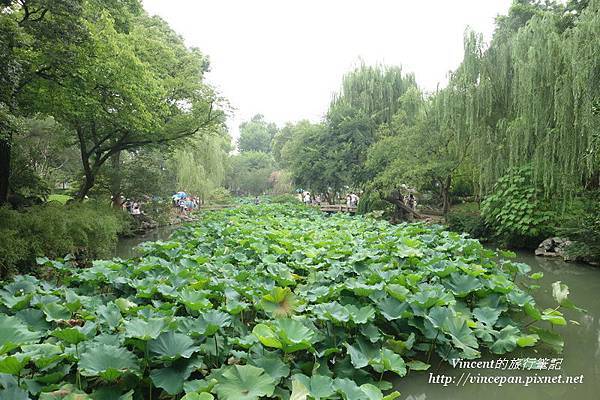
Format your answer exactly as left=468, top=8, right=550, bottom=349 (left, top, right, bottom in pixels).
left=296, top=191, right=360, bottom=207
left=172, top=192, right=199, bottom=214
left=298, top=191, right=323, bottom=205
left=345, top=193, right=360, bottom=207
left=122, top=199, right=142, bottom=216
left=404, top=192, right=417, bottom=210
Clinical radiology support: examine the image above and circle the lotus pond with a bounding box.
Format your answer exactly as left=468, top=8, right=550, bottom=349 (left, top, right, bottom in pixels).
left=0, top=204, right=579, bottom=399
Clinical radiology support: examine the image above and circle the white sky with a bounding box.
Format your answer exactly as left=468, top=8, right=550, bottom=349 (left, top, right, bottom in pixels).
left=142, top=0, right=512, bottom=138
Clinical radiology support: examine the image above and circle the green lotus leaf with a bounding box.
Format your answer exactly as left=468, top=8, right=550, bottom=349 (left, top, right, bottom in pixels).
left=0, top=386, right=30, bottom=400
left=40, top=302, right=71, bottom=322
left=181, top=393, right=214, bottom=400
left=89, top=388, right=134, bottom=400
left=290, top=378, right=310, bottom=400
left=376, top=297, right=409, bottom=321
left=275, top=318, right=316, bottom=352
left=150, top=358, right=203, bottom=395
left=20, top=343, right=64, bottom=369
left=78, top=344, right=140, bottom=381
left=312, top=302, right=350, bottom=323
left=124, top=318, right=165, bottom=340
left=490, top=325, right=520, bottom=354
left=0, top=355, right=30, bottom=375
left=197, top=310, right=232, bottom=336
left=251, top=352, right=290, bottom=380
left=506, top=290, right=534, bottom=307
left=15, top=309, right=51, bottom=332
left=261, top=287, right=298, bottom=318
left=446, top=273, right=482, bottom=297
left=213, top=365, right=276, bottom=400
left=0, top=289, right=32, bottom=310
left=52, top=328, right=87, bottom=345
left=114, top=298, right=137, bottom=313
left=184, top=378, right=218, bottom=394
left=96, top=303, right=122, bottom=330
left=371, top=348, right=407, bottom=377
left=443, top=316, right=479, bottom=356
left=333, top=378, right=372, bottom=400
left=406, top=360, right=430, bottom=371
left=149, top=331, right=198, bottom=360
left=179, top=288, right=213, bottom=311
left=425, top=306, right=453, bottom=330
left=345, top=304, right=376, bottom=325
left=291, top=374, right=335, bottom=399
left=523, top=302, right=542, bottom=320
left=472, top=307, right=501, bottom=327
left=540, top=309, right=567, bottom=326
left=385, top=284, right=410, bottom=301
left=39, top=384, right=95, bottom=399
left=516, top=334, right=539, bottom=347
left=252, top=324, right=282, bottom=349
left=0, top=314, right=42, bottom=354
left=344, top=338, right=379, bottom=369
left=529, top=327, right=564, bottom=353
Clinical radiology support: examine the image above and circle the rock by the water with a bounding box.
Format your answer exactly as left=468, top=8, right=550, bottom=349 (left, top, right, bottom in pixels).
left=535, top=237, right=572, bottom=259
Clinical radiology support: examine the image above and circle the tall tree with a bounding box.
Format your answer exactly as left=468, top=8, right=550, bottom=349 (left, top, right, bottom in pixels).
left=0, top=0, right=86, bottom=204
left=237, top=114, right=277, bottom=153
left=27, top=9, right=225, bottom=199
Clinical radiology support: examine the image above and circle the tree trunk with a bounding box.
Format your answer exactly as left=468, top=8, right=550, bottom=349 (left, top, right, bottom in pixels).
left=77, top=173, right=95, bottom=200
left=110, top=151, right=122, bottom=208
left=442, top=175, right=452, bottom=216
left=0, top=136, right=10, bottom=205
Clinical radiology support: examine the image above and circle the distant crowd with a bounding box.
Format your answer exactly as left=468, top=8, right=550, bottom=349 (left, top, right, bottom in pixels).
left=297, top=191, right=360, bottom=207
left=172, top=191, right=199, bottom=214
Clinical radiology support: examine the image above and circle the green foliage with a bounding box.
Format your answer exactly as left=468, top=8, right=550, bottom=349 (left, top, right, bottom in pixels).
left=226, top=151, right=275, bottom=196
left=0, top=204, right=577, bottom=398
left=481, top=167, right=553, bottom=246
left=446, top=202, right=491, bottom=240
left=558, top=191, right=600, bottom=262
left=0, top=202, right=128, bottom=276
left=270, top=194, right=300, bottom=205
left=237, top=114, right=277, bottom=153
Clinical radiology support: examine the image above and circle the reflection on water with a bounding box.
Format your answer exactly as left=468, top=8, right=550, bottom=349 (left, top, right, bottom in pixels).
left=397, top=252, right=600, bottom=400
left=114, top=225, right=178, bottom=259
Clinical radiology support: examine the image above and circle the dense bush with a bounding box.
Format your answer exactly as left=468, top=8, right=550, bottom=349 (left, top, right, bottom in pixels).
left=445, top=202, right=491, bottom=240
left=481, top=167, right=554, bottom=247
left=207, top=187, right=233, bottom=205
left=558, top=191, right=600, bottom=263
left=270, top=194, right=300, bottom=204
left=356, top=191, right=391, bottom=215
left=0, top=202, right=129, bottom=277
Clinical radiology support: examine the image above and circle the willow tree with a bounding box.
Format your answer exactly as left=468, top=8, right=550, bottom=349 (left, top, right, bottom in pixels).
left=174, top=132, right=230, bottom=203
left=447, top=0, right=600, bottom=199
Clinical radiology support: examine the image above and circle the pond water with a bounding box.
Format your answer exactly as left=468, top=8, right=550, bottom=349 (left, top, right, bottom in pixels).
left=114, top=225, right=178, bottom=259
left=115, top=228, right=600, bottom=400
left=397, top=252, right=600, bottom=400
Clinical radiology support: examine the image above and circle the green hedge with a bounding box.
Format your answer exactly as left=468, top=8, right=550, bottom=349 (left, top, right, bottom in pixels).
left=0, top=202, right=129, bottom=277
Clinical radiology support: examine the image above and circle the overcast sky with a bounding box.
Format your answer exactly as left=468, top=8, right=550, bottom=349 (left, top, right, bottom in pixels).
left=142, top=0, right=512, bottom=137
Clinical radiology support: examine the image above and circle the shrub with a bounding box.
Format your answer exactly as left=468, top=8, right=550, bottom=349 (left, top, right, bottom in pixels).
left=558, top=191, right=600, bottom=263
left=481, top=167, right=554, bottom=247
left=207, top=187, right=233, bottom=205
left=0, top=202, right=128, bottom=277
left=357, top=191, right=390, bottom=214
left=446, top=202, right=491, bottom=239
left=270, top=194, right=300, bottom=204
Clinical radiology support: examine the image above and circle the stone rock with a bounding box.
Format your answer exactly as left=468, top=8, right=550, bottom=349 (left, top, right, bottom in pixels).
left=535, top=237, right=572, bottom=261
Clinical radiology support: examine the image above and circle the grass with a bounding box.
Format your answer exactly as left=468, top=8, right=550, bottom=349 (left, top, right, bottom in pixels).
left=47, top=194, right=73, bottom=204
